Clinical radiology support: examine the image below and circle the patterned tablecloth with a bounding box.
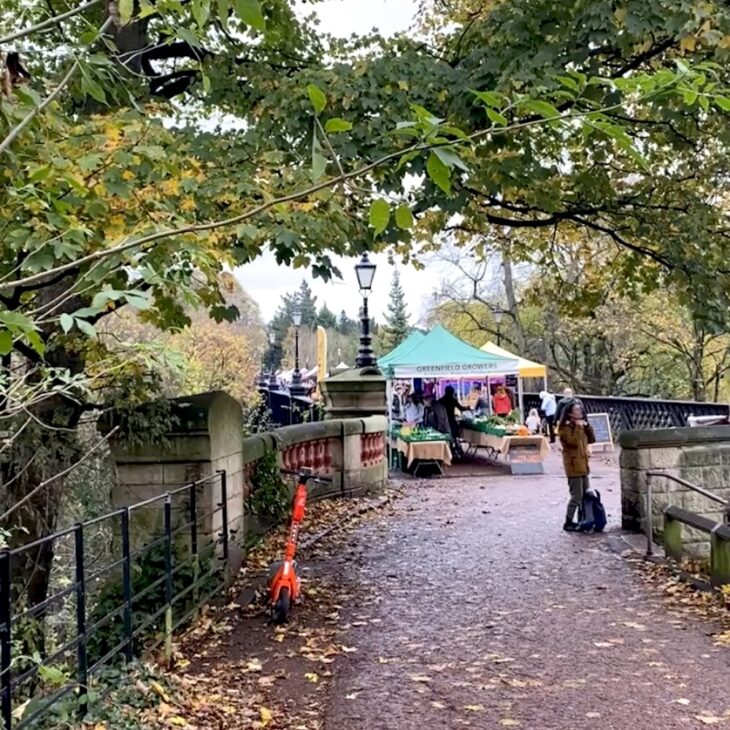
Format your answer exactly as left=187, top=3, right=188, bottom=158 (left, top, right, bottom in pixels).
left=396, top=438, right=453, bottom=468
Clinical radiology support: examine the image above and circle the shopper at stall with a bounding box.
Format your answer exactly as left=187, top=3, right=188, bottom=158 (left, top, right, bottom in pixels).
left=559, top=401, right=596, bottom=532
left=438, top=386, right=467, bottom=457
left=404, top=391, right=425, bottom=425
left=539, top=390, right=557, bottom=443
left=492, top=385, right=513, bottom=416
left=424, top=395, right=450, bottom=435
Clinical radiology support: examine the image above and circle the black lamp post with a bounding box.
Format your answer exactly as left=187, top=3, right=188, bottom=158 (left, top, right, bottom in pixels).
left=355, top=253, right=377, bottom=368
left=493, top=307, right=505, bottom=347
left=290, top=309, right=307, bottom=396
left=267, top=331, right=278, bottom=390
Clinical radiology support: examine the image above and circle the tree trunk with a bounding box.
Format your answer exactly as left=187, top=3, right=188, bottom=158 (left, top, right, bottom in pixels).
left=501, top=249, right=526, bottom=353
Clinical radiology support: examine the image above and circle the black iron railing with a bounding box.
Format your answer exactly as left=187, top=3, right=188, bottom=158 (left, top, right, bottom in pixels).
left=0, top=471, right=229, bottom=729
left=525, top=393, right=729, bottom=436
left=261, top=387, right=322, bottom=427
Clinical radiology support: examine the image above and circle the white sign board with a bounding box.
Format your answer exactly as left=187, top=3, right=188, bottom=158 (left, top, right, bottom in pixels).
left=393, top=359, right=520, bottom=378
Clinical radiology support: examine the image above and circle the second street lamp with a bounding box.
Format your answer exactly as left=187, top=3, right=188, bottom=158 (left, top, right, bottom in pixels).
left=355, top=253, right=377, bottom=368
left=493, top=307, right=505, bottom=347
left=290, top=310, right=307, bottom=396
left=268, top=330, right=278, bottom=390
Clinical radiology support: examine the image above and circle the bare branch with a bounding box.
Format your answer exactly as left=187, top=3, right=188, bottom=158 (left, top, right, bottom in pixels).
left=0, top=0, right=103, bottom=45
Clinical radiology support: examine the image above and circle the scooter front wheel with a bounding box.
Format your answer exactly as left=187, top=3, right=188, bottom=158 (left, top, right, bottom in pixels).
left=272, top=587, right=291, bottom=624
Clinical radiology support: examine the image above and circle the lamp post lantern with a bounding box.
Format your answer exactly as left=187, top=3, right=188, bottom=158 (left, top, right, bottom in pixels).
left=493, top=307, right=505, bottom=347
left=290, top=309, right=307, bottom=396
left=355, top=253, right=377, bottom=368
left=267, top=331, right=278, bottom=390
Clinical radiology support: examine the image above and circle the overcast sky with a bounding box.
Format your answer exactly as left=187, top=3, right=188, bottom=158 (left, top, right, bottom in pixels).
left=234, top=0, right=448, bottom=325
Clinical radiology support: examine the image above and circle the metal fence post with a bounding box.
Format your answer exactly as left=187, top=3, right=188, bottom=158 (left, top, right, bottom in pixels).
left=163, top=496, right=173, bottom=665
left=189, top=482, right=199, bottom=606
left=218, top=471, right=229, bottom=566
left=120, top=508, right=133, bottom=662
left=74, top=524, right=88, bottom=716
left=0, top=551, right=11, bottom=730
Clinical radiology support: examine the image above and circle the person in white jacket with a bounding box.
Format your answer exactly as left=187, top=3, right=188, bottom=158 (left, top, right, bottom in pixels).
left=539, top=390, right=557, bottom=443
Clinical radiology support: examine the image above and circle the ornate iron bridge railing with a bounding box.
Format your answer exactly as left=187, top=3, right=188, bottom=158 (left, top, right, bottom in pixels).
left=524, top=393, right=729, bottom=437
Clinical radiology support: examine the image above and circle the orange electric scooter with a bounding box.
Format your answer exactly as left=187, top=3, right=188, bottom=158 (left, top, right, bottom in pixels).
left=268, top=469, right=331, bottom=624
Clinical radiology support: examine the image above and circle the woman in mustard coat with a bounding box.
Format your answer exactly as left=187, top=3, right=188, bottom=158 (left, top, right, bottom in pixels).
left=559, top=401, right=596, bottom=531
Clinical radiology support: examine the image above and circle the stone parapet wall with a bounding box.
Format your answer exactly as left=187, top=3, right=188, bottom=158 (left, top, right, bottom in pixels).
left=620, top=426, right=730, bottom=555
left=108, top=392, right=388, bottom=575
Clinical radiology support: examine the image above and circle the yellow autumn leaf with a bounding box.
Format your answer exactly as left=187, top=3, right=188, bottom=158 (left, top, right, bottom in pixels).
left=168, top=717, right=187, bottom=727
left=150, top=680, right=170, bottom=703
left=694, top=716, right=725, bottom=725
left=680, top=35, right=697, bottom=52
left=260, top=706, right=273, bottom=726
left=121, top=170, right=136, bottom=181
left=304, top=672, right=319, bottom=683
left=161, top=178, right=180, bottom=196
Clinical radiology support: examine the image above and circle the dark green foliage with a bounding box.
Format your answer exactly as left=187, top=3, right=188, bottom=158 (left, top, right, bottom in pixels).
left=248, top=449, right=290, bottom=524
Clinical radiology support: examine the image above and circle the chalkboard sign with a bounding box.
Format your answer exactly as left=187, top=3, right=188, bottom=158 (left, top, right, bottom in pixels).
left=587, top=412, right=613, bottom=451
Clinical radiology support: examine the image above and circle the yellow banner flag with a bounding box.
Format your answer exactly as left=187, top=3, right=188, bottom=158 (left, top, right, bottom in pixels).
left=316, top=326, right=327, bottom=387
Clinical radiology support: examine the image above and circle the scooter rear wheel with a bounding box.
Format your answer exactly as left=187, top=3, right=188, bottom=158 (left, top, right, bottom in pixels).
left=272, top=587, right=291, bottom=624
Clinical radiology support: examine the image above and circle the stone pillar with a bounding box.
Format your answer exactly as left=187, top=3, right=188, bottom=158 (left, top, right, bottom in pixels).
left=320, top=365, right=387, bottom=420
left=620, top=425, right=730, bottom=556
left=104, top=391, right=245, bottom=574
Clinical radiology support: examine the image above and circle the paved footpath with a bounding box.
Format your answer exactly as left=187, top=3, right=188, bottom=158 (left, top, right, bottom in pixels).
left=320, top=452, right=730, bottom=729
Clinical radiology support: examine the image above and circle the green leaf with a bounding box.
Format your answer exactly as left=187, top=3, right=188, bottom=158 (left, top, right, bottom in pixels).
left=486, top=108, right=508, bottom=126
left=369, top=199, right=391, bottom=235
left=234, top=0, right=265, bottom=31
left=426, top=151, right=451, bottom=194
left=521, top=99, right=561, bottom=119
left=311, top=130, right=327, bottom=180
left=471, top=89, right=505, bottom=109
left=178, top=27, right=201, bottom=48
left=38, top=664, right=67, bottom=687
left=714, top=96, right=730, bottom=112
left=434, top=147, right=469, bottom=172
left=217, top=0, right=229, bottom=29
left=324, top=117, right=352, bottom=133
left=81, top=75, right=106, bottom=104
left=0, top=331, right=12, bottom=356
left=307, top=84, right=327, bottom=114
left=76, top=320, right=97, bottom=338
left=59, top=314, right=74, bottom=333
left=0, top=310, right=35, bottom=333
left=192, top=0, right=211, bottom=26
left=394, top=204, right=414, bottom=230
left=25, top=330, right=45, bottom=356
left=118, top=0, right=134, bottom=25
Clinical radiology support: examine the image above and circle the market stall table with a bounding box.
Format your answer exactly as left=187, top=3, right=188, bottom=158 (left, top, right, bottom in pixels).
left=460, top=422, right=550, bottom=474
left=394, top=429, right=452, bottom=477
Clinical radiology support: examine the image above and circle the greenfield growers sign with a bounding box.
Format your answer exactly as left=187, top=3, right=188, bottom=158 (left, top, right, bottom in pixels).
left=393, top=359, right=520, bottom=378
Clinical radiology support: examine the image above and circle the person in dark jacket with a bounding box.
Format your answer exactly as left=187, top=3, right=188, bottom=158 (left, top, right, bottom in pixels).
left=438, top=386, right=467, bottom=458
left=559, top=401, right=596, bottom=532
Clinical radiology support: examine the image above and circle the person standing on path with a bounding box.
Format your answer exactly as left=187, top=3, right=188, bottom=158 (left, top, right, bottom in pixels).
left=559, top=401, right=596, bottom=532
left=539, top=390, right=557, bottom=443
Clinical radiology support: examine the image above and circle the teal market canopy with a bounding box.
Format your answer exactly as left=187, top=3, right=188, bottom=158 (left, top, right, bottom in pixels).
left=377, top=330, right=425, bottom=369
left=378, top=325, right=519, bottom=378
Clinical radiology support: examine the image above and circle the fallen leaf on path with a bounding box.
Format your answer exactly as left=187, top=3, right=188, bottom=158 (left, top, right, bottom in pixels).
left=304, top=672, right=319, bottom=683
left=245, top=659, right=263, bottom=673
left=586, top=712, right=601, bottom=719
left=431, top=701, right=446, bottom=709
left=259, top=706, right=273, bottom=726
left=593, top=642, right=613, bottom=648
left=465, top=704, right=485, bottom=712
left=675, top=698, right=691, bottom=706
left=409, top=675, right=432, bottom=683
left=168, top=717, right=187, bottom=727
left=695, top=717, right=725, bottom=725
left=150, top=681, right=170, bottom=703
left=500, top=720, right=521, bottom=727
